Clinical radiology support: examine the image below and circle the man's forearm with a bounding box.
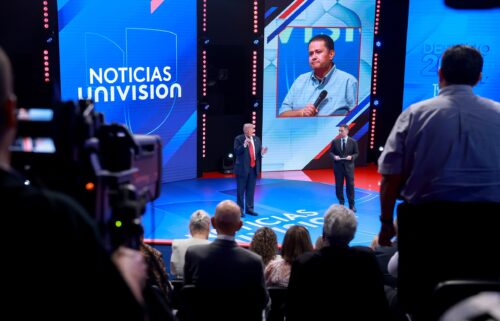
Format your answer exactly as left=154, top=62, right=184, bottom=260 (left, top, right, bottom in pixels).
left=279, top=109, right=304, bottom=117
left=380, top=174, right=402, bottom=221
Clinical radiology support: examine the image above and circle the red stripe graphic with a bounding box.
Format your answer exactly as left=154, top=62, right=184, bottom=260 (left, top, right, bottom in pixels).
left=279, top=0, right=305, bottom=19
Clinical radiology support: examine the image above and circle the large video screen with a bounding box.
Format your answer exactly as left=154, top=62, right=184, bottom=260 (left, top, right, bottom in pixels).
left=403, top=2, right=500, bottom=109
left=57, top=0, right=197, bottom=182
left=262, top=0, right=376, bottom=171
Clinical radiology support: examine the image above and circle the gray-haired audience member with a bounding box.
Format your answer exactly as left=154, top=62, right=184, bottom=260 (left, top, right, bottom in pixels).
left=322, top=204, right=358, bottom=246
left=170, top=210, right=211, bottom=278
left=286, top=205, right=390, bottom=321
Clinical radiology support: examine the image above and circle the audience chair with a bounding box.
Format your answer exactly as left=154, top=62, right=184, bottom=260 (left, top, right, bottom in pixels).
left=267, top=286, right=287, bottom=321
left=170, top=279, right=184, bottom=310
left=431, top=279, right=500, bottom=321
left=179, top=284, right=266, bottom=321
left=397, top=201, right=500, bottom=319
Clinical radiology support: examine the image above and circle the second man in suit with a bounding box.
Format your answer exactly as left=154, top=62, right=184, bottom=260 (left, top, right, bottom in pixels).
left=330, top=124, right=359, bottom=212
left=234, top=123, right=267, bottom=216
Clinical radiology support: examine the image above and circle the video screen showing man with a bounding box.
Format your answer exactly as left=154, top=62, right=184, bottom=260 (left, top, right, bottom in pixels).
left=278, top=34, right=358, bottom=117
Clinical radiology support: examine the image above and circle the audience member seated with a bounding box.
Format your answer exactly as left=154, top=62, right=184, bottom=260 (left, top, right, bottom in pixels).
left=250, top=226, right=279, bottom=267
left=182, top=200, right=269, bottom=321
left=0, top=47, right=147, bottom=321
left=370, top=220, right=398, bottom=287
left=170, top=210, right=211, bottom=278
left=286, top=205, right=390, bottom=321
left=138, top=225, right=172, bottom=305
left=265, top=225, right=313, bottom=287
left=314, top=235, right=324, bottom=250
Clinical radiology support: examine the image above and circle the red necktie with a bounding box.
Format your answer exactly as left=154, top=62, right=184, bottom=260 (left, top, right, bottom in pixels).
left=248, top=139, right=256, bottom=168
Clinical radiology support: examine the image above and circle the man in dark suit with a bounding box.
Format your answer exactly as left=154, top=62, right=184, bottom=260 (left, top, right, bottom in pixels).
left=329, top=124, right=359, bottom=212
left=286, top=205, right=390, bottom=321
left=183, top=200, right=269, bottom=319
left=234, top=123, right=267, bottom=216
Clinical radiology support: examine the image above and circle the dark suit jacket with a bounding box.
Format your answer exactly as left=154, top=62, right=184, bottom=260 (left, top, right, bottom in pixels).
left=329, top=136, right=359, bottom=170
left=234, top=134, right=262, bottom=176
left=183, top=239, right=268, bottom=306
left=286, top=245, right=390, bottom=321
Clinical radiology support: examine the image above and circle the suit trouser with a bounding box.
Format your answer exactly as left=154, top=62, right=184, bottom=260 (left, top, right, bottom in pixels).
left=236, top=167, right=257, bottom=212
left=334, top=162, right=355, bottom=206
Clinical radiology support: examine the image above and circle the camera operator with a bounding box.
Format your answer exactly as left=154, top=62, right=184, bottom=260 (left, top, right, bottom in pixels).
left=1, top=48, right=148, bottom=320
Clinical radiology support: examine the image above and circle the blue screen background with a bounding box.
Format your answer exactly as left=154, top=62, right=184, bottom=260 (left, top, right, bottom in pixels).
left=58, top=0, right=197, bottom=182
left=403, top=1, right=500, bottom=109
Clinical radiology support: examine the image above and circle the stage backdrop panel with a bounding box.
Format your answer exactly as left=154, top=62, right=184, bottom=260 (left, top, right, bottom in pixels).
left=403, top=2, right=500, bottom=109
left=262, top=0, right=376, bottom=171
left=57, top=0, right=197, bottom=182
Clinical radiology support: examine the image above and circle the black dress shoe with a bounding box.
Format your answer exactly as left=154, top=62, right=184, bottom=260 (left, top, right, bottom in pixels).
left=245, top=210, right=258, bottom=216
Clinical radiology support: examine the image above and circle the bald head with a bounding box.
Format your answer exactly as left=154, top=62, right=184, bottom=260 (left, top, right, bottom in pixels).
left=212, top=200, right=242, bottom=236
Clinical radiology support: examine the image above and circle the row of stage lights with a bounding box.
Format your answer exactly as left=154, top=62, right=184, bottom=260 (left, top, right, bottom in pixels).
left=202, top=48, right=207, bottom=158
left=252, top=0, right=259, bottom=127
left=252, top=0, right=260, bottom=130
left=43, top=1, right=51, bottom=83
left=201, top=0, right=208, bottom=159
left=202, top=0, right=207, bottom=32
left=253, top=0, right=259, bottom=34
left=370, top=0, right=382, bottom=150
left=201, top=0, right=208, bottom=158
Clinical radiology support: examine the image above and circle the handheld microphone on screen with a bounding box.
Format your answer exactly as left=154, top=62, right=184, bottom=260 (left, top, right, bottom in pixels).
left=313, top=90, right=328, bottom=113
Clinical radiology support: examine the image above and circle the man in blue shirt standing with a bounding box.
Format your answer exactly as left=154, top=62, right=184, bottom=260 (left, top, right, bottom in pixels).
left=279, top=34, right=358, bottom=117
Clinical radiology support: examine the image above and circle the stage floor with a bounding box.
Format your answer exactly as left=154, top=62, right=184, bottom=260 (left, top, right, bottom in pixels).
left=143, top=164, right=382, bottom=247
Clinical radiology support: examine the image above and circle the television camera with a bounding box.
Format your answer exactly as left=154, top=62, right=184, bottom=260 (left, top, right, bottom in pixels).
left=11, top=100, right=162, bottom=251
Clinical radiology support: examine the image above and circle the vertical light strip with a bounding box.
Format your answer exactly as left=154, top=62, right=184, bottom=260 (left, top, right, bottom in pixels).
left=43, top=1, right=50, bottom=83
left=370, top=0, right=382, bottom=149
left=372, top=53, right=378, bottom=96
left=202, top=0, right=208, bottom=160
left=43, top=50, right=50, bottom=83
left=370, top=107, right=377, bottom=149
left=202, top=113, right=206, bottom=158
left=202, top=50, right=207, bottom=97
left=252, top=50, right=257, bottom=96
left=253, top=0, right=259, bottom=34
left=374, top=0, right=381, bottom=35
left=202, top=0, right=207, bottom=32
left=43, top=1, right=49, bottom=29
left=252, top=1, right=260, bottom=128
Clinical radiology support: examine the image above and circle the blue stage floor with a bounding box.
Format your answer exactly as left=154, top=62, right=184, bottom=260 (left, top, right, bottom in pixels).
left=143, top=175, right=382, bottom=247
